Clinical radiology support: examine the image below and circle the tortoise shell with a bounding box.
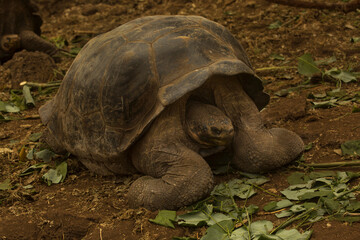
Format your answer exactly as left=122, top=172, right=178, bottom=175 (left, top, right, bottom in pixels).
left=40, top=15, right=269, bottom=168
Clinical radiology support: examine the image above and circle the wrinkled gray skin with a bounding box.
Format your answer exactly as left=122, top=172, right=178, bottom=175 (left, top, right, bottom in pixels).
left=0, top=0, right=58, bottom=62
left=39, top=15, right=304, bottom=210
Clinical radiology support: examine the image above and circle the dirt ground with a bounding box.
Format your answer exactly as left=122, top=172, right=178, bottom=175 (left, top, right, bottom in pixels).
left=1, top=0, right=360, bottom=239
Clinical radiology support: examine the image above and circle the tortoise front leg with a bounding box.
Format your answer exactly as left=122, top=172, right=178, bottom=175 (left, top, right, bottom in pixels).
left=129, top=143, right=213, bottom=210
left=19, top=30, right=58, bottom=56
left=128, top=102, right=213, bottom=210
left=212, top=76, right=304, bottom=173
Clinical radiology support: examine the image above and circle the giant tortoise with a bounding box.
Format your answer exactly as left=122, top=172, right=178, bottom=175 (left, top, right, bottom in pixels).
left=39, top=15, right=304, bottom=210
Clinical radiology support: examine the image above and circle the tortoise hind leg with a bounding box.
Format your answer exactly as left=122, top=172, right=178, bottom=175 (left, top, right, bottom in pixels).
left=212, top=76, right=304, bottom=173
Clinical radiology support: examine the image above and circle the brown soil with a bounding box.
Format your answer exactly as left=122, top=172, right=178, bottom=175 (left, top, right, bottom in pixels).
left=1, top=0, right=360, bottom=239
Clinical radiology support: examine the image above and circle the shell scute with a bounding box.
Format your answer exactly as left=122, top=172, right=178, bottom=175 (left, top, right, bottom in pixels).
left=100, top=42, right=158, bottom=129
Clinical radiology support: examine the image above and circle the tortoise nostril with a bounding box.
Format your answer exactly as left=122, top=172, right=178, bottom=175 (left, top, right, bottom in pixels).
left=211, top=127, right=221, bottom=135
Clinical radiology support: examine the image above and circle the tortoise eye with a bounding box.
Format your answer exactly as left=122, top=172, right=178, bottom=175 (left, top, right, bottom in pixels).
left=211, top=127, right=221, bottom=135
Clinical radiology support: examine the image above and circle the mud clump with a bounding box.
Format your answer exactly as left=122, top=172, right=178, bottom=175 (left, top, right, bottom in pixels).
left=2, top=50, right=57, bottom=89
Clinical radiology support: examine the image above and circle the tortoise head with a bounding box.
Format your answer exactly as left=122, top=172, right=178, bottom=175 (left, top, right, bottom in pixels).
left=185, top=100, right=234, bottom=147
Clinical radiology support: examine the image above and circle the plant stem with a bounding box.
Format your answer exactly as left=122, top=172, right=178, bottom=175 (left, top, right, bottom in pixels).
left=305, top=161, right=360, bottom=168
left=19, top=81, right=61, bottom=88
left=270, top=208, right=316, bottom=234
left=225, top=183, right=240, bottom=214
left=202, top=209, right=231, bottom=236
left=334, top=184, right=360, bottom=200
left=255, top=66, right=297, bottom=71
left=251, top=184, right=283, bottom=198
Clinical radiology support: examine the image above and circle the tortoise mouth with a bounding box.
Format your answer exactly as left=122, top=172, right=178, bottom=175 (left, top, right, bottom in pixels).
left=187, top=126, right=234, bottom=147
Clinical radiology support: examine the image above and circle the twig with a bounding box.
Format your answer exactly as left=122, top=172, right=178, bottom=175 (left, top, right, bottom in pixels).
left=225, top=183, right=240, bottom=214
left=99, top=228, right=103, bottom=240
left=344, top=212, right=360, bottom=216
left=20, top=81, right=61, bottom=88
left=265, top=0, right=360, bottom=13
left=251, top=184, right=283, bottom=198
left=255, top=66, right=297, bottom=71
left=202, top=208, right=231, bottom=236
left=304, top=161, right=360, bottom=168
left=295, top=214, right=310, bottom=229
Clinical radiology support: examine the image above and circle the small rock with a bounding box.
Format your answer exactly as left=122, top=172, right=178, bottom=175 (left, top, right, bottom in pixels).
left=81, top=5, right=98, bottom=16
left=333, top=149, right=342, bottom=156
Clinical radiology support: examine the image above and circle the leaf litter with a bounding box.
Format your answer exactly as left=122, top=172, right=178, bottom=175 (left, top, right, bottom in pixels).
left=148, top=170, right=360, bottom=239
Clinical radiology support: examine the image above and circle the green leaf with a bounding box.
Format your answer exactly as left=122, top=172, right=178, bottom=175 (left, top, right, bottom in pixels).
left=230, top=227, right=249, bottom=240
left=263, top=200, right=293, bottom=212
left=212, top=165, right=235, bottom=175
left=258, top=235, right=281, bottom=240
left=23, top=184, right=34, bottom=189
left=308, top=172, right=335, bottom=180
left=35, top=149, right=55, bottom=162
left=246, top=204, right=259, bottom=215
left=346, top=200, right=360, bottom=212
left=0, top=179, right=12, bottom=190
left=245, top=176, right=269, bottom=186
left=303, top=202, right=318, bottom=210
left=26, top=148, right=35, bottom=160
left=269, top=53, right=285, bottom=61
left=307, top=92, right=326, bottom=99
left=28, top=132, right=42, bottom=142
left=201, top=220, right=234, bottom=240
left=351, top=37, right=360, bottom=43
left=298, top=53, right=321, bottom=77
left=207, top=213, right=235, bottom=226
left=313, top=178, right=333, bottom=187
left=304, top=142, right=313, bottom=151
left=50, top=36, right=68, bottom=49
left=269, top=20, right=282, bottom=29
left=211, top=179, right=256, bottom=199
left=70, top=47, right=82, bottom=55
left=22, top=85, right=35, bottom=107
left=177, top=211, right=209, bottom=227
left=326, top=88, right=347, bottom=99
left=20, top=163, right=46, bottom=176
left=42, top=161, right=67, bottom=186
left=341, top=140, right=360, bottom=156
left=281, top=189, right=316, bottom=200
left=298, top=190, right=333, bottom=200
left=287, top=172, right=309, bottom=185
left=172, top=237, right=197, bottom=240
left=289, top=204, right=306, bottom=213
left=0, top=101, right=20, bottom=113
left=333, top=215, right=360, bottom=223
left=275, top=210, right=293, bottom=218
left=149, top=210, right=176, bottom=228
left=275, top=229, right=312, bottom=240
left=249, top=220, right=273, bottom=236
left=325, top=68, right=357, bottom=83
left=311, top=99, right=337, bottom=109
left=314, top=56, right=336, bottom=66
left=352, top=105, right=360, bottom=113
left=322, top=198, right=341, bottom=214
